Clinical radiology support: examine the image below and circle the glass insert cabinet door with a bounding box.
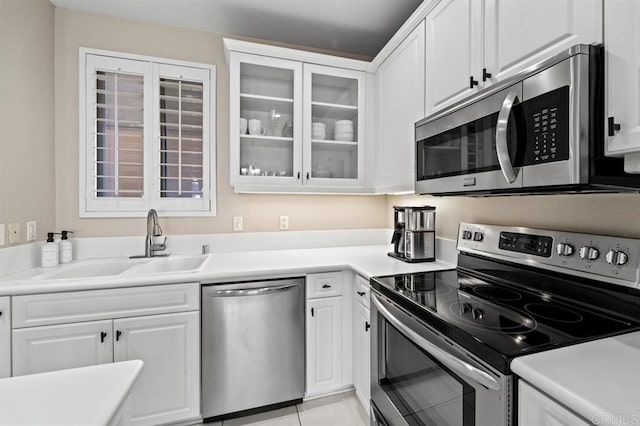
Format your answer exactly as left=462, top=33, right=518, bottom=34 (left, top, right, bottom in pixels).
left=229, top=52, right=303, bottom=185
left=303, top=64, right=365, bottom=186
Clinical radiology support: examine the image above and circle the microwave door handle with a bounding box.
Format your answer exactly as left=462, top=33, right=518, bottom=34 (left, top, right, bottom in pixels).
left=372, top=293, right=501, bottom=391
left=495, top=91, right=519, bottom=184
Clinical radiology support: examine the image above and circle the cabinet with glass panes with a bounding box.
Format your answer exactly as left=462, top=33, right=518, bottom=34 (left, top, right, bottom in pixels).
left=227, top=42, right=367, bottom=192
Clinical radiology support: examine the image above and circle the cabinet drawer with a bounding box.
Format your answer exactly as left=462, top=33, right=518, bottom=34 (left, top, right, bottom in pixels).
left=12, top=283, right=199, bottom=328
left=0, top=297, right=11, bottom=378
left=354, top=275, right=370, bottom=309
left=306, top=272, right=342, bottom=299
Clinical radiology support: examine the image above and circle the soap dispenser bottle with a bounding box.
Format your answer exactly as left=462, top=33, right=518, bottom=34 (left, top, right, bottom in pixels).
left=59, top=230, right=73, bottom=264
left=41, top=232, right=59, bottom=268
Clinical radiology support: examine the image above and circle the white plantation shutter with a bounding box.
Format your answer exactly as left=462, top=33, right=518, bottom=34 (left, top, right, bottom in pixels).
left=85, top=55, right=152, bottom=213
left=81, top=50, right=216, bottom=217
left=154, top=64, right=211, bottom=212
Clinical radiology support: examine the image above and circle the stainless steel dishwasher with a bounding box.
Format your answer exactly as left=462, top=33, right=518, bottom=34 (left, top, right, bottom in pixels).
left=201, top=278, right=305, bottom=421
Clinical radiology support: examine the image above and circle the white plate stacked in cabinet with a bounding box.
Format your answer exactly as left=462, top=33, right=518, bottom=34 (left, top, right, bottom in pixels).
left=305, top=271, right=354, bottom=398
left=352, top=275, right=371, bottom=412
left=10, top=283, right=200, bottom=426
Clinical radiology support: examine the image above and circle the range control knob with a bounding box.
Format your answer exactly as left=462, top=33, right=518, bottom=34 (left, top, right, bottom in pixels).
left=473, top=232, right=484, bottom=242
left=579, top=246, right=600, bottom=261
left=556, top=243, right=575, bottom=257
left=462, top=231, right=473, bottom=240
left=605, top=249, right=629, bottom=266
left=472, top=308, right=484, bottom=320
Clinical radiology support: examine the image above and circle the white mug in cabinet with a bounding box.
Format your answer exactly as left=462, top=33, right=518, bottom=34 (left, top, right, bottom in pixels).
left=240, top=118, right=248, bottom=134
left=249, top=119, right=266, bottom=136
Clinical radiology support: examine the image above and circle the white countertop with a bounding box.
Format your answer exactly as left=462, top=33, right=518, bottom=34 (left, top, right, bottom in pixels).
left=0, top=360, right=143, bottom=426
left=511, top=331, right=640, bottom=423
left=0, top=244, right=456, bottom=296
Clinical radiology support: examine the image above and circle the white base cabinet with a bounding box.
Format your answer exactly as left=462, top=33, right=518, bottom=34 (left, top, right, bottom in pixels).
left=0, top=297, right=11, bottom=379
left=519, top=381, right=590, bottom=426
left=10, top=284, right=200, bottom=426
left=352, top=275, right=370, bottom=412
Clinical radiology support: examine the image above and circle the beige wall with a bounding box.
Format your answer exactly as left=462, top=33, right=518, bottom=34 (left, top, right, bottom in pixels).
left=389, top=193, right=640, bottom=240
left=0, top=0, right=55, bottom=244
left=54, top=8, right=386, bottom=238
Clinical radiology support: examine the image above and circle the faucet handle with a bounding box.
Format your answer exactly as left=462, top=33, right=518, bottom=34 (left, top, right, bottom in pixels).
left=150, top=236, right=167, bottom=251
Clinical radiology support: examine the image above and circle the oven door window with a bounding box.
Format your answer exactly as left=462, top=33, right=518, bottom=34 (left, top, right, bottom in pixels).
left=416, top=111, right=519, bottom=182
left=381, top=322, right=475, bottom=426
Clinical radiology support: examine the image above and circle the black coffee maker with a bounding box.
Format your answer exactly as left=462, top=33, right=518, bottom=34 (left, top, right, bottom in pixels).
left=389, top=206, right=407, bottom=260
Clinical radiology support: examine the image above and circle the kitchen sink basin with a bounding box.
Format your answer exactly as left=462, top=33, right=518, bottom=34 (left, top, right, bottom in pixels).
left=32, top=259, right=144, bottom=280
left=126, top=255, right=210, bottom=275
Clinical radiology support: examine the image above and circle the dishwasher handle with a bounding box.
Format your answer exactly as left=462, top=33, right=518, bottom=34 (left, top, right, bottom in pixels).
left=206, top=283, right=300, bottom=297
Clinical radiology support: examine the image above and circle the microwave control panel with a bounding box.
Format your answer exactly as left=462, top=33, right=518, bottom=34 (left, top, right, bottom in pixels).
left=519, top=86, right=570, bottom=166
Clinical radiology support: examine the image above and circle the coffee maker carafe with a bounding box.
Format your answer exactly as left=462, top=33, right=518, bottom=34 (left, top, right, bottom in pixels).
left=388, top=205, right=436, bottom=263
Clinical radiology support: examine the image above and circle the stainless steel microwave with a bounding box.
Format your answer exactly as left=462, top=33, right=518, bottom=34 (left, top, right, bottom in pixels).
left=415, top=44, right=640, bottom=196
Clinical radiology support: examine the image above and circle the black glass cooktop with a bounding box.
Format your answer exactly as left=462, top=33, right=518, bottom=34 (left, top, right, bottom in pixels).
left=371, top=267, right=640, bottom=373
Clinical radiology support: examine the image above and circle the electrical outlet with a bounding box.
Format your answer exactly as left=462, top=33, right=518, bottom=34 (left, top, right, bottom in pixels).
left=233, top=216, right=243, bottom=232
left=0, top=224, right=5, bottom=247
left=280, top=216, right=289, bottom=230
left=8, top=223, right=20, bottom=244
left=26, top=221, right=37, bottom=242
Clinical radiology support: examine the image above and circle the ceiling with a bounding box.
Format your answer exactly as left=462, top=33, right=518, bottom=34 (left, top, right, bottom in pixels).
left=49, top=0, right=424, bottom=58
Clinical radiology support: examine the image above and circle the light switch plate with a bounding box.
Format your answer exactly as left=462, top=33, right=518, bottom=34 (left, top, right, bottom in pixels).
left=0, top=224, right=5, bottom=246
left=26, top=221, right=37, bottom=241
left=233, top=216, right=243, bottom=232
left=8, top=223, right=20, bottom=244
left=280, top=216, right=289, bottom=230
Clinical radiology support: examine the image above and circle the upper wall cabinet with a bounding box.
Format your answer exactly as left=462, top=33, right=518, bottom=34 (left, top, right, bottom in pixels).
left=424, top=0, right=603, bottom=116
left=604, top=0, right=640, bottom=171
left=375, top=21, right=426, bottom=193
left=225, top=39, right=369, bottom=194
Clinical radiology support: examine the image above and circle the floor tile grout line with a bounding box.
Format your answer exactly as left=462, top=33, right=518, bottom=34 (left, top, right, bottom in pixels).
left=295, top=402, right=302, bottom=426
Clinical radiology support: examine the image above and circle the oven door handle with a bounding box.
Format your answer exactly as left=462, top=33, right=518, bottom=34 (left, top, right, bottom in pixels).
left=372, top=293, right=501, bottom=391
left=495, top=91, right=519, bottom=184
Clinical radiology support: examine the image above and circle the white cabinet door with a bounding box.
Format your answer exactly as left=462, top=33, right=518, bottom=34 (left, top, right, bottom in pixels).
left=229, top=52, right=304, bottom=187
left=12, top=320, right=113, bottom=376
left=484, top=0, right=603, bottom=83
left=519, top=381, right=590, bottom=426
left=0, top=297, right=11, bottom=378
left=306, top=296, right=343, bottom=396
left=352, top=299, right=370, bottom=412
left=303, top=64, right=366, bottom=188
left=425, top=0, right=483, bottom=115
left=376, top=21, right=425, bottom=193
left=605, top=0, right=640, bottom=169
left=114, top=311, right=200, bottom=426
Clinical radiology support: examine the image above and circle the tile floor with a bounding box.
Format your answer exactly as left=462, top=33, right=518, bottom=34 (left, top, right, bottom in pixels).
left=208, top=391, right=368, bottom=426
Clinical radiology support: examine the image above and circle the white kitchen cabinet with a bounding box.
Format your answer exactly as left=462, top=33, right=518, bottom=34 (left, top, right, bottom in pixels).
left=519, top=380, right=590, bottom=426
left=226, top=39, right=370, bottom=193
left=0, top=297, right=12, bottom=378
left=10, top=283, right=200, bottom=425
left=114, top=311, right=200, bottom=426
left=424, top=0, right=602, bottom=116
left=306, top=296, right=344, bottom=396
left=303, top=64, right=366, bottom=188
left=375, top=21, right=425, bottom=193
left=425, top=0, right=483, bottom=115
left=12, top=320, right=113, bottom=376
left=484, top=0, right=602, bottom=83
left=352, top=276, right=370, bottom=412
left=604, top=0, right=640, bottom=170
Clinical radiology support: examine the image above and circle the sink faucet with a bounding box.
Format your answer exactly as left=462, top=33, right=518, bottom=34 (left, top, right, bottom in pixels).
left=131, top=209, right=168, bottom=258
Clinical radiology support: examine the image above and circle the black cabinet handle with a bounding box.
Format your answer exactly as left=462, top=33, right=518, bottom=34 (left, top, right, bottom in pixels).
left=322, top=284, right=331, bottom=289
left=608, top=117, right=621, bottom=136
left=469, top=76, right=479, bottom=89
left=365, top=322, right=370, bottom=332
left=0, top=311, right=2, bottom=317
left=100, top=331, right=107, bottom=343
left=297, top=171, right=301, bottom=179
left=357, top=291, right=365, bottom=296
left=306, top=172, right=310, bottom=180
left=311, top=307, right=315, bottom=317
left=116, top=330, right=122, bottom=341
left=482, top=68, right=492, bottom=82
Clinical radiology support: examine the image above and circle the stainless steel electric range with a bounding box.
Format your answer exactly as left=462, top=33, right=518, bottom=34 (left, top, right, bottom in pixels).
left=370, top=223, right=640, bottom=426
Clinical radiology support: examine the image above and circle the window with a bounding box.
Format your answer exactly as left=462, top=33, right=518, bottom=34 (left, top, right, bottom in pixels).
left=80, top=49, right=216, bottom=217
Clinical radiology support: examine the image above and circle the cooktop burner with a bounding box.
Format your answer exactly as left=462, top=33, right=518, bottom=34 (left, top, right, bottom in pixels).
left=371, top=268, right=638, bottom=373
